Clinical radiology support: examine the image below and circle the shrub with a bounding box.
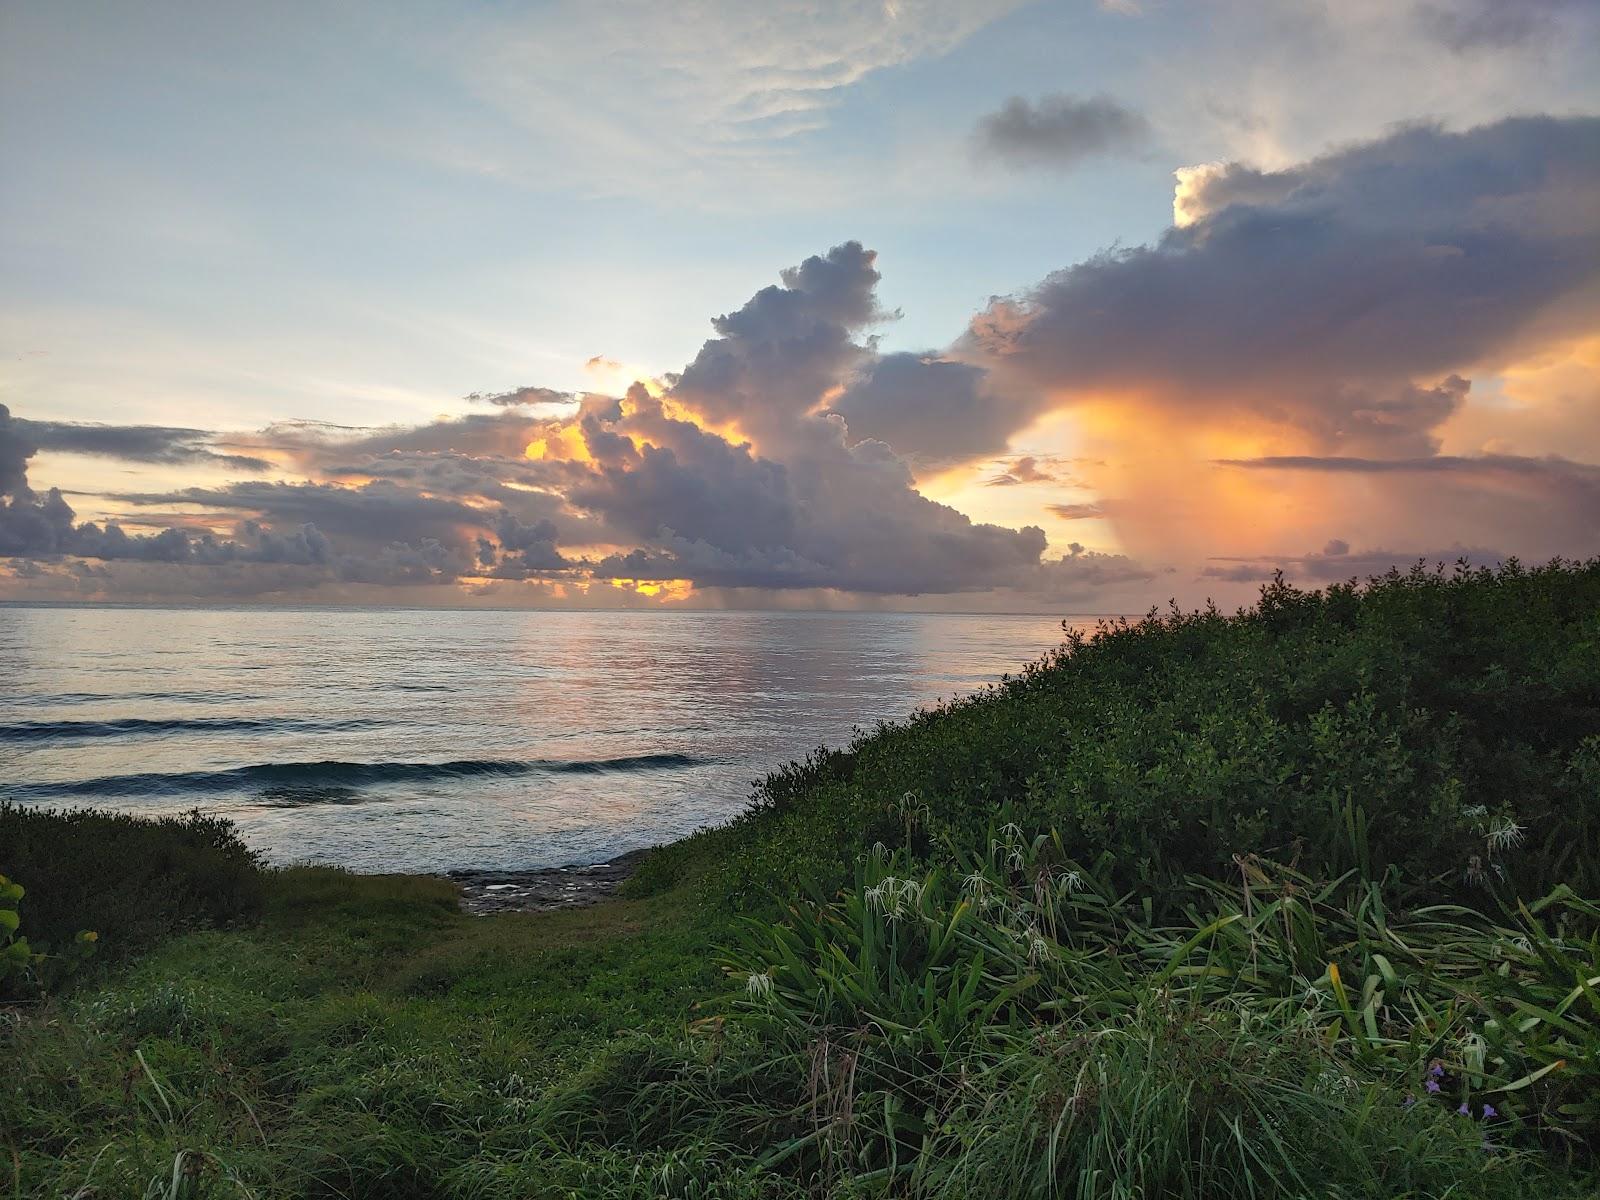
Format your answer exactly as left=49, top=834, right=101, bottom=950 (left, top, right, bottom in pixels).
left=0, top=804, right=264, bottom=966
left=685, top=560, right=1600, bottom=913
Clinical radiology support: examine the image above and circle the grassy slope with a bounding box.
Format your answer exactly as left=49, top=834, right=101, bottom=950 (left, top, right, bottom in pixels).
left=5, top=872, right=730, bottom=1197
left=6, top=561, right=1600, bottom=1198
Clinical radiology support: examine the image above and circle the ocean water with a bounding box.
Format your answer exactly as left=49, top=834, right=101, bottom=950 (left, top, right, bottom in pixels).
left=0, top=606, right=1096, bottom=872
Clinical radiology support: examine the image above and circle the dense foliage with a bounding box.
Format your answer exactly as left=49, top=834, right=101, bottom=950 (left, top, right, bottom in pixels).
left=4, top=559, right=1599, bottom=1197
left=0, top=803, right=263, bottom=976
left=641, top=559, right=1600, bottom=908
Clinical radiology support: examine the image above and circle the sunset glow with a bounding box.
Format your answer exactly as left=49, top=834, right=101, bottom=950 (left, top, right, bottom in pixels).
left=2, top=3, right=1596, bottom=610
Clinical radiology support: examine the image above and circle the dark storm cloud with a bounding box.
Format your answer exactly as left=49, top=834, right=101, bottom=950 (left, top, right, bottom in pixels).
left=975, top=93, right=1150, bottom=169
left=12, top=416, right=271, bottom=471
left=571, top=397, right=797, bottom=555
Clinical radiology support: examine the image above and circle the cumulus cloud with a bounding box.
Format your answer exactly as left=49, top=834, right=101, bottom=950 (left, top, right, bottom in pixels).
left=829, top=354, right=1023, bottom=468
left=9, top=109, right=1599, bottom=610
left=975, top=93, right=1151, bottom=169
left=672, top=240, right=886, bottom=443
left=969, top=117, right=1599, bottom=449
left=1, top=244, right=1150, bottom=603
left=947, top=113, right=1600, bottom=576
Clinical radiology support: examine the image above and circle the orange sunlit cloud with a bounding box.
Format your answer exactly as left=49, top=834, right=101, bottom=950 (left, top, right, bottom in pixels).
left=524, top=423, right=595, bottom=463
left=606, top=577, right=694, bottom=601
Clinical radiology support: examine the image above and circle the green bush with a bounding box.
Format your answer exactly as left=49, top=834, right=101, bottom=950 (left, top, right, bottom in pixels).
left=0, top=804, right=264, bottom=968
left=679, top=560, right=1600, bottom=913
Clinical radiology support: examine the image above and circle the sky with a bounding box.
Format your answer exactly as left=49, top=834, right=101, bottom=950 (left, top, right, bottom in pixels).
left=2, top=0, right=1598, bottom=610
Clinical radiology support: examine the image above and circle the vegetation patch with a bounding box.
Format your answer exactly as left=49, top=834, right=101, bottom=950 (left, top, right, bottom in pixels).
left=4, top=560, right=1600, bottom=1197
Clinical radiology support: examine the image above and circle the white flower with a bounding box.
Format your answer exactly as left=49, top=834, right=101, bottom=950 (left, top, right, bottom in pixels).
left=746, top=972, right=774, bottom=998
left=1062, top=871, right=1084, bottom=893
left=865, top=876, right=924, bottom=919
left=1025, top=925, right=1050, bottom=966
left=1486, top=818, right=1526, bottom=851
left=961, top=871, right=989, bottom=897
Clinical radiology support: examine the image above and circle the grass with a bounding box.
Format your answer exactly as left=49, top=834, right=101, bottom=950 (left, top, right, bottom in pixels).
left=4, top=869, right=729, bottom=1198
left=5, top=559, right=1600, bottom=1197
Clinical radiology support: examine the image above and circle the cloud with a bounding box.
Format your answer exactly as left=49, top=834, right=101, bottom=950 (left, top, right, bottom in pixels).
left=1047, top=502, right=1106, bottom=520
left=1218, top=452, right=1600, bottom=478
left=566, top=382, right=1066, bottom=595
left=1418, top=0, right=1591, bottom=51
left=114, top=480, right=491, bottom=545
left=968, top=116, right=1599, bottom=453
left=4, top=242, right=1148, bottom=604
left=984, top=455, right=1057, bottom=486
left=0, top=403, right=554, bottom=586
left=0, top=405, right=32, bottom=496
left=672, top=240, right=885, bottom=444
left=830, top=353, right=1023, bottom=468
left=464, top=385, right=576, bottom=408
left=975, top=93, right=1150, bottom=169
left=457, top=1, right=1029, bottom=203
left=951, top=113, right=1600, bottom=579
left=10, top=107, right=1600, bottom=612
left=1217, top=451, right=1600, bottom=527
left=11, top=414, right=271, bottom=470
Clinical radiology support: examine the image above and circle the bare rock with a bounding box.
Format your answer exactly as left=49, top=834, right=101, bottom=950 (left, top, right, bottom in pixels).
left=446, top=847, right=652, bottom=915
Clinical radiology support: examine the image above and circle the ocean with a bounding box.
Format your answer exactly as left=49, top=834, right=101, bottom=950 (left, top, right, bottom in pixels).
left=0, top=606, right=1098, bottom=872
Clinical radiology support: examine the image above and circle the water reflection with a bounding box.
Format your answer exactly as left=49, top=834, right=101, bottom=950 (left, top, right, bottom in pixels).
left=0, top=606, right=1102, bottom=872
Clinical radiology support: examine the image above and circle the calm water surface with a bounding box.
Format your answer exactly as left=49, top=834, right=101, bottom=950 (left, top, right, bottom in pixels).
left=0, top=607, right=1096, bottom=872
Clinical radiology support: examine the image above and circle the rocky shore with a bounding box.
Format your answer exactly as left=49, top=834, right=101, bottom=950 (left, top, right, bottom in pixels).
left=445, top=846, right=652, bottom=915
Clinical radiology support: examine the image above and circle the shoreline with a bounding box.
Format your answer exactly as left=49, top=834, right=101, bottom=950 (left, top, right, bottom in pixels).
left=444, top=846, right=653, bottom=914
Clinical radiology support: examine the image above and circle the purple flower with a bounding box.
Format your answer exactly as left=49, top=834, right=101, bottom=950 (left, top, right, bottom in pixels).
left=1482, top=1104, right=1498, bottom=1119
left=1426, top=1079, right=1441, bottom=1094
left=1428, top=1063, right=1445, bottom=1079
left=1458, top=1103, right=1471, bottom=1116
